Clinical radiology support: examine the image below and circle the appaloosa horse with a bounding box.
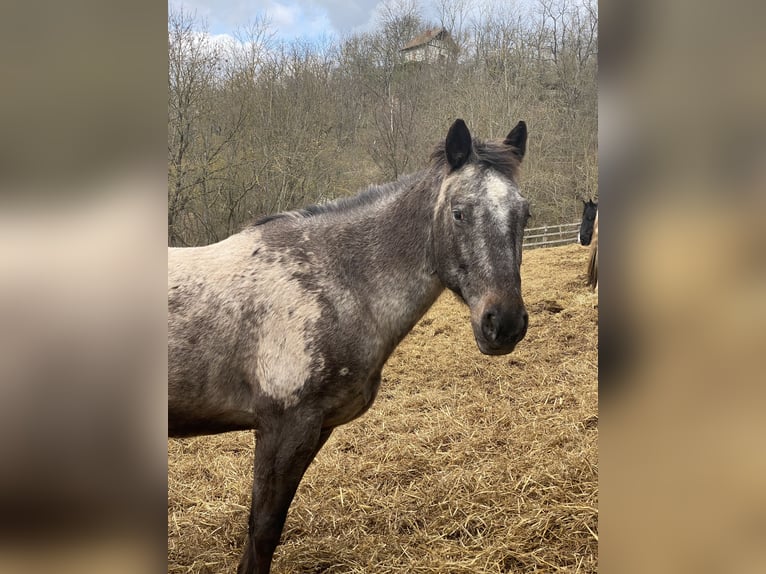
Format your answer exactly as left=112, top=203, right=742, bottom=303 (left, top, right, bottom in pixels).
left=168, top=119, right=530, bottom=573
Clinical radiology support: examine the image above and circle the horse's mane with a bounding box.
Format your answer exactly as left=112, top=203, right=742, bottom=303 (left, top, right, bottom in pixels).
left=252, top=136, right=520, bottom=228
left=251, top=175, right=419, bottom=227
left=430, top=137, right=522, bottom=182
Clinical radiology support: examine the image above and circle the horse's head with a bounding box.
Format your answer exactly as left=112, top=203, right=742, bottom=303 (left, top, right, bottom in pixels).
left=578, top=200, right=598, bottom=246
left=432, top=119, right=530, bottom=355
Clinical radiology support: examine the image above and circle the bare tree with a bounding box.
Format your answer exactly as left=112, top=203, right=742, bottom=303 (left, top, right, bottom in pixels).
left=366, top=1, right=429, bottom=177
left=167, top=8, right=220, bottom=245
left=433, top=0, right=471, bottom=48
left=167, top=0, right=597, bottom=245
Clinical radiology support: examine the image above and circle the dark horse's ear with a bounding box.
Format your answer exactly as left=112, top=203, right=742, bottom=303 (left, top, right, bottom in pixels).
left=445, top=118, right=472, bottom=170
left=504, top=121, right=527, bottom=161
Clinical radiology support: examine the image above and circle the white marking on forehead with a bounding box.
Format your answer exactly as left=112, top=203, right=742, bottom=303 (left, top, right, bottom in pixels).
left=484, top=171, right=519, bottom=229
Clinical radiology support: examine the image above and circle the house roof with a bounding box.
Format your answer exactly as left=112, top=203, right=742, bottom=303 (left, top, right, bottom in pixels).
left=400, top=27, right=453, bottom=51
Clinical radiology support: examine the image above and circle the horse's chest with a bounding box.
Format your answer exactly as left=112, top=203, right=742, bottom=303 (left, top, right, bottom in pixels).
left=318, top=368, right=382, bottom=428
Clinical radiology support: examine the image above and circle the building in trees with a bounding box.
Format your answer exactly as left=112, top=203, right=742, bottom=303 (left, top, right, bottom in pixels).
left=399, top=28, right=458, bottom=63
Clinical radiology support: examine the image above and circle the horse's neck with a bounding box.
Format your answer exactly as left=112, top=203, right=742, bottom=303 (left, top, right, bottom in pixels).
left=333, top=174, right=444, bottom=348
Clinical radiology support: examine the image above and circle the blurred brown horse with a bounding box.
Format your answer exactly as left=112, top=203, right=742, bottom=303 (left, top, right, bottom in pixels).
left=587, top=210, right=598, bottom=291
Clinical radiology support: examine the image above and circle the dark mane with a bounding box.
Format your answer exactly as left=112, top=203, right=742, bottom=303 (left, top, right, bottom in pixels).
left=251, top=174, right=419, bottom=227
left=430, top=137, right=521, bottom=181
left=252, top=135, right=520, bottom=229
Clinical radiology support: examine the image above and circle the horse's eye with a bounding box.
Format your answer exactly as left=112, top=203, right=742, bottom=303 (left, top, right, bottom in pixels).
left=452, top=209, right=464, bottom=221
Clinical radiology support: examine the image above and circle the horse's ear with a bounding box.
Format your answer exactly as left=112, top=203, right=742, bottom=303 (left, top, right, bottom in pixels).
left=445, top=119, right=472, bottom=170
left=504, top=121, right=527, bottom=161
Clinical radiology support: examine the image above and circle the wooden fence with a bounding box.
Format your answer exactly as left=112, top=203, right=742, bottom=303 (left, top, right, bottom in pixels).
left=523, top=221, right=580, bottom=250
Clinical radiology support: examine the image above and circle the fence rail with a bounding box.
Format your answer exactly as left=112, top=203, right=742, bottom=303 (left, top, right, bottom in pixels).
left=523, top=221, right=580, bottom=250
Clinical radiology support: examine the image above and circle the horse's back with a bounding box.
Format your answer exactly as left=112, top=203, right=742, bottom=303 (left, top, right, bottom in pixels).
left=168, top=232, right=256, bottom=281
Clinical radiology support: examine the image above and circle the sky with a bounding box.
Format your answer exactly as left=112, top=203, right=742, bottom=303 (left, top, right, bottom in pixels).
left=169, top=0, right=392, bottom=44
left=169, top=0, right=543, bottom=50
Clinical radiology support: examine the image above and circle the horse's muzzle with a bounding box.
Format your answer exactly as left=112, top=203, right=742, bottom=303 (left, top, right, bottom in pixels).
left=475, top=303, right=528, bottom=355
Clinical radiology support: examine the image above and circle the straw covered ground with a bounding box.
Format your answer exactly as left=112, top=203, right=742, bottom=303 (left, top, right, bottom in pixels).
left=168, top=244, right=598, bottom=573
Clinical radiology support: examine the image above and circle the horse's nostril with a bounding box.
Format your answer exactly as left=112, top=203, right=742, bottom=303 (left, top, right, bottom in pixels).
left=481, top=306, right=527, bottom=346
left=481, top=311, right=499, bottom=341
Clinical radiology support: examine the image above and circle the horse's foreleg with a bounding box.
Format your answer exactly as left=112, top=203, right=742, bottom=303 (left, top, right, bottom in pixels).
left=238, top=416, right=333, bottom=574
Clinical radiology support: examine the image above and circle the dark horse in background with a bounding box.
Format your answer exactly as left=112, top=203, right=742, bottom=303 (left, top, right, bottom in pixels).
left=578, top=199, right=598, bottom=246
left=168, top=119, right=531, bottom=574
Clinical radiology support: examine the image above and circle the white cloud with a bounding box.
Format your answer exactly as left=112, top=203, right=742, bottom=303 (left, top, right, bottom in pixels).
left=268, top=2, right=300, bottom=28
left=170, top=0, right=384, bottom=40
left=311, top=0, right=381, bottom=32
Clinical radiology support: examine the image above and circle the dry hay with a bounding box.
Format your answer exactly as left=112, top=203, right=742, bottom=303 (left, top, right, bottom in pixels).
left=168, top=244, right=598, bottom=573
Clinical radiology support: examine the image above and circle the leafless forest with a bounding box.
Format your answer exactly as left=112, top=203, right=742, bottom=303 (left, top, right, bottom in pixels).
left=168, top=0, right=597, bottom=247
